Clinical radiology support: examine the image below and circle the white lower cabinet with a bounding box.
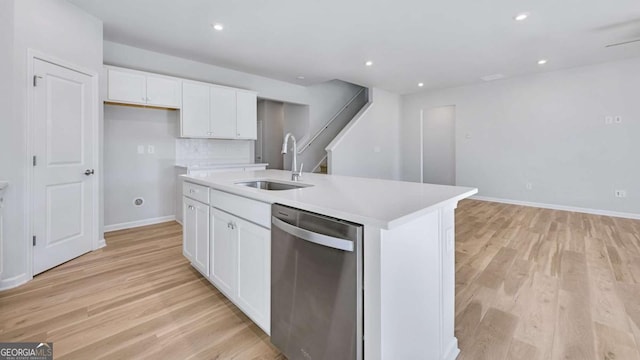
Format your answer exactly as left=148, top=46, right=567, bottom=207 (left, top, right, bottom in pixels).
left=235, top=217, right=271, bottom=332
left=209, top=205, right=271, bottom=334
left=183, top=183, right=271, bottom=334
left=183, top=197, right=210, bottom=276
left=210, top=208, right=238, bottom=298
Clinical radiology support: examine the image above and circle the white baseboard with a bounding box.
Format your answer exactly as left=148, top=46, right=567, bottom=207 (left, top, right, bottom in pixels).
left=97, top=238, right=107, bottom=249
left=470, top=195, right=640, bottom=220
left=104, top=215, right=176, bottom=232
left=0, top=273, right=30, bottom=291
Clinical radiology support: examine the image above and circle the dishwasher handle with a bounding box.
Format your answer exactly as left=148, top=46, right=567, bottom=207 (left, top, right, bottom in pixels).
left=272, top=216, right=354, bottom=252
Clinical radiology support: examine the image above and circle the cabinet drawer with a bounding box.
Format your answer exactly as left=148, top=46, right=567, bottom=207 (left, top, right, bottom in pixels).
left=183, top=181, right=210, bottom=204
left=210, top=189, right=270, bottom=229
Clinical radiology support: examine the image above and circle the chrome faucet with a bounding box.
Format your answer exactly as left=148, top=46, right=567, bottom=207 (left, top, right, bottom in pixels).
left=282, top=133, right=303, bottom=181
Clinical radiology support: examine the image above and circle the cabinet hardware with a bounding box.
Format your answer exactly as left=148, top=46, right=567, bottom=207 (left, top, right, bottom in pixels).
left=84, top=169, right=95, bottom=176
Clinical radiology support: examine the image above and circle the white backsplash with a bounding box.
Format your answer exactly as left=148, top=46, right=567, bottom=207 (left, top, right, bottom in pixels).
left=176, top=139, right=252, bottom=164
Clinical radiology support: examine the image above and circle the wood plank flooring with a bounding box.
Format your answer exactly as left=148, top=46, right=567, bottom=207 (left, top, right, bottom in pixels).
left=1, top=199, right=639, bottom=359
left=456, top=200, right=640, bottom=360
left=0, top=221, right=284, bottom=360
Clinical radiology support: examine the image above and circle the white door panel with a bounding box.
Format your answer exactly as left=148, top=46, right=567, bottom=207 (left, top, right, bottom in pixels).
left=33, top=59, right=94, bottom=275
left=146, top=76, right=181, bottom=108
left=236, top=217, right=270, bottom=331
left=236, top=92, right=257, bottom=139
left=210, top=208, right=237, bottom=299
left=107, top=68, right=146, bottom=104
left=182, top=82, right=210, bottom=137
left=210, top=87, right=237, bottom=138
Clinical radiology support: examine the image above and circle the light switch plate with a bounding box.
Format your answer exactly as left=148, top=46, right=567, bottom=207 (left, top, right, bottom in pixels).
left=147, top=145, right=155, bottom=154
left=137, top=145, right=144, bottom=154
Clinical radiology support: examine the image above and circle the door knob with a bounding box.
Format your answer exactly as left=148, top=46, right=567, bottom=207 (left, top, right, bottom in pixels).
left=84, top=169, right=95, bottom=176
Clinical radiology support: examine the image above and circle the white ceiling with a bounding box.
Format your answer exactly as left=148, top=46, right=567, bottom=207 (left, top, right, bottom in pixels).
left=69, top=0, right=640, bottom=94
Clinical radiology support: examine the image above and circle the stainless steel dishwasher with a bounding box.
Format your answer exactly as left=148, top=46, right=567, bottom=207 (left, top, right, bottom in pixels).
left=271, top=204, right=363, bottom=360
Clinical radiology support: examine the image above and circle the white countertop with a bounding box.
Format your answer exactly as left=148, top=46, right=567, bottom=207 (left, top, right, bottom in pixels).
left=175, top=162, right=269, bottom=170
left=182, top=170, right=477, bottom=229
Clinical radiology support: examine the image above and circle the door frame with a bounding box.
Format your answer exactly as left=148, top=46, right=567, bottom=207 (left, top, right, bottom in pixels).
left=25, top=49, right=101, bottom=279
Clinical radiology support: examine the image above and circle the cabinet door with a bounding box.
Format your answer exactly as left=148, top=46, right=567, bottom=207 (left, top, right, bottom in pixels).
left=210, top=87, right=237, bottom=138
left=236, top=91, right=257, bottom=139
left=210, top=208, right=237, bottom=299
left=182, top=82, right=211, bottom=138
left=236, top=217, right=270, bottom=333
left=107, top=68, right=146, bottom=105
left=193, top=201, right=210, bottom=275
left=182, top=197, right=196, bottom=262
left=146, top=75, right=181, bottom=108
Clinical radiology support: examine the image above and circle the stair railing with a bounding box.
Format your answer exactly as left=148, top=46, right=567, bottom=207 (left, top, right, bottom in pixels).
left=297, top=88, right=367, bottom=154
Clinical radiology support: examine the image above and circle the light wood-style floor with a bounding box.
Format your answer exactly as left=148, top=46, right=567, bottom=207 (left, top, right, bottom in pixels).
left=455, top=200, right=640, bottom=360
left=1, top=200, right=639, bottom=359
left=0, top=221, right=284, bottom=360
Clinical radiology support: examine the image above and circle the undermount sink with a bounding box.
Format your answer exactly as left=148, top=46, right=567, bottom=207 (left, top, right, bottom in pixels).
left=235, top=180, right=313, bottom=191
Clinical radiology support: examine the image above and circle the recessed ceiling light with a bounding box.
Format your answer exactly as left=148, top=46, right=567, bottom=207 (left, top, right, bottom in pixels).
left=514, top=12, right=529, bottom=21
left=365, top=61, right=373, bottom=67
left=212, top=23, right=224, bottom=31
left=537, top=59, right=548, bottom=65
left=296, top=76, right=305, bottom=80
left=418, top=83, right=424, bottom=87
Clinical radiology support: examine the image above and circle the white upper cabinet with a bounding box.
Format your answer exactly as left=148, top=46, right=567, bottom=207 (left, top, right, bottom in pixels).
left=107, top=69, right=146, bottom=104
left=180, top=81, right=258, bottom=140
left=106, top=66, right=181, bottom=109
left=210, top=86, right=237, bottom=138
left=146, top=75, right=181, bottom=108
left=236, top=91, right=258, bottom=139
left=182, top=82, right=211, bottom=138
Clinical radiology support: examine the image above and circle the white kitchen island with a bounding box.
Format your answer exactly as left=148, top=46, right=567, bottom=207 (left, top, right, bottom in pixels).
left=181, top=169, right=477, bottom=360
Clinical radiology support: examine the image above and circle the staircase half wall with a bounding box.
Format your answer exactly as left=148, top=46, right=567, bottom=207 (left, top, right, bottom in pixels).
left=326, top=88, right=402, bottom=180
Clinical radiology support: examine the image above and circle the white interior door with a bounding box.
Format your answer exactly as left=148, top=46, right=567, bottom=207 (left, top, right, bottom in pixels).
left=422, top=106, right=456, bottom=185
left=33, top=58, right=95, bottom=275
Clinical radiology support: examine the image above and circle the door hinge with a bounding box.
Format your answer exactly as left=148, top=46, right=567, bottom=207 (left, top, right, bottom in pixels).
left=32, top=156, right=37, bottom=166
left=33, top=75, right=42, bottom=87
left=33, top=235, right=36, bottom=246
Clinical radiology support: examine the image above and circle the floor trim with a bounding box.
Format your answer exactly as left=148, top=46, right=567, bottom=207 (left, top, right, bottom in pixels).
left=471, top=195, right=640, bottom=220
left=104, top=215, right=176, bottom=232
left=0, top=273, right=30, bottom=291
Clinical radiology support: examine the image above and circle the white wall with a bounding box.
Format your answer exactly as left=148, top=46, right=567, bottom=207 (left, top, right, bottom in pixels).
left=0, top=0, right=15, bottom=284
left=402, top=58, right=640, bottom=215
left=0, top=0, right=103, bottom=288
left=104, top=105, right=178, bottom=228
left=328, top=88, right=401, bottom=180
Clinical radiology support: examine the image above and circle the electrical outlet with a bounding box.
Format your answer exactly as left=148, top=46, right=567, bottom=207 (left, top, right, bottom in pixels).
left=147, top=145, right=155, bottom=154
left=373, top=146, right=381, bottom=153
left=605, top=116, right=613, bottom=125
left=615, top=190, right=627, bottom=198
left=526, top=182, right=533, bottom=190
left=614, top=116, right=622, bottom=124
left=137, top=145, right=145, bottom=154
